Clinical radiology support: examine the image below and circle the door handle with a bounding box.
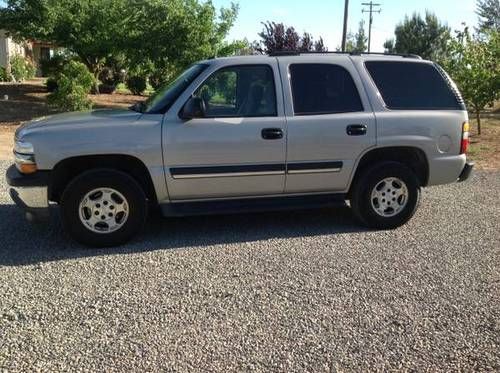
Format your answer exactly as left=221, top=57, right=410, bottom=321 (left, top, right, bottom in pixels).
left=346, top=124, right=368, bottom=136
left=261, top=128, right=284, bottom=140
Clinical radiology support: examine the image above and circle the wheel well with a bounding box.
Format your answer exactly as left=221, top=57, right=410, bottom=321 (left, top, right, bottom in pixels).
left=49, top=155, right=158, bottom=204
left=351, top=147, right=429, bottom=191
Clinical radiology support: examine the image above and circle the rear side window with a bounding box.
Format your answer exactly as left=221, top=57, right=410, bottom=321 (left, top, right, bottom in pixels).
left=290, top=64, right=364, bottom=115
left=365, top=61, right=463, bottom=110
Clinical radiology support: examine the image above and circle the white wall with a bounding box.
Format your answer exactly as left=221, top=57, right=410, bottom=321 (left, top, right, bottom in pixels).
left=0, top=29, right=27, bottom=68
left=0, top=30, right=8, bottom=68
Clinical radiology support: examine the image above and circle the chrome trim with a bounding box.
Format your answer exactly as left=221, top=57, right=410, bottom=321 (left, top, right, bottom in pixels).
left=14, top=151, right=36, bottom=163
left=172, top=171, right=285, bottom=179
left=287, top=168, right=341, bottom=174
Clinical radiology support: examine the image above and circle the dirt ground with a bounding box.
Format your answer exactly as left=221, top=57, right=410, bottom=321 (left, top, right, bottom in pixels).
left=0, top=81, right=499, bottom=169
left=0, top=79, right=145, bottom=126
left=0, top=79, right=146, bottom=160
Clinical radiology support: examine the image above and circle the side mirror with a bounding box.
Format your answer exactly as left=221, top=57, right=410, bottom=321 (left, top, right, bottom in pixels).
left=180, top=97, right=205, bottom=120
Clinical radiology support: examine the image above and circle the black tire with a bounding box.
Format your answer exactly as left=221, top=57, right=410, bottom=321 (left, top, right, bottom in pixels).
left=350, top=162, right=421, bottom=229
left=61, top=169, right=147, bottom=247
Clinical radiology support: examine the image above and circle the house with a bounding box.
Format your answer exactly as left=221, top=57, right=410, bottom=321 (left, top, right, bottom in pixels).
left=0, top=29, right=58, bottom=76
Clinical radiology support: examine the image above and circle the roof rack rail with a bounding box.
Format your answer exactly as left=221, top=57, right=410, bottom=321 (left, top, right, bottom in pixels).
left=268, top=51, right=422, bottom=59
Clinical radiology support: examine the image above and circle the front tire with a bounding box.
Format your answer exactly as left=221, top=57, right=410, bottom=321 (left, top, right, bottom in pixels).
left=61, top=169, right=147, bottom=247
left=350, top=162, right=421, bottom=229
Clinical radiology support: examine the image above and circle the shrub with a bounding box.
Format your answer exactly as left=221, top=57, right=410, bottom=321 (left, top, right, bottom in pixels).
left=98, top=83, right=116, bottom=94
left=25, top=59, right=36, bottom=79
left=126, top=75, right=147, bottom=95
left=47, top=61, right=95, bottom=112
left=46, top=77, right=58, bottom=92
left=40, top=54, right=70, bottom=77
left=0, top=66, right=10, bottom=82
left=98, top=67, right=117, bottom=86
left=10, top=54, right=35, bottom=82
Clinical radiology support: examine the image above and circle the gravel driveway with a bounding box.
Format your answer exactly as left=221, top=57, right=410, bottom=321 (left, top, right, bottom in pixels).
left=0, top=160, right=499, bottom=372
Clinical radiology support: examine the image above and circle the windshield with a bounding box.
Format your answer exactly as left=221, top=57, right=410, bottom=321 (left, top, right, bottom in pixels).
left=136, top=64, right=209, bottom=114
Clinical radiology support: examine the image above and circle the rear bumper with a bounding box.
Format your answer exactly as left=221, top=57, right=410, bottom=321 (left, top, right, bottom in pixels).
left=427, top=154, right=467, bottom=186
left=6, top=165, right=50, bottom=221
left=458, top=162, right=474, bottom=182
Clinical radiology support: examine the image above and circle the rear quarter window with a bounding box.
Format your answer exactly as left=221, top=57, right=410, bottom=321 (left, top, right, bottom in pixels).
left=365, top=61, right=464, bottom=110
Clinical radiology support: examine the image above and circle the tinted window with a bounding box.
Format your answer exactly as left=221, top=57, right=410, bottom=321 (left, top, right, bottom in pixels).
left=290, top=64, right=363, bottom=115
left=194, top=65, right=277, bottom=117
left=365, top=61, right=463, bottom=110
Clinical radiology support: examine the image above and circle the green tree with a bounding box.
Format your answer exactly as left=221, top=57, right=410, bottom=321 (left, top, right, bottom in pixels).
left=337, top=21, right=367, bottom=53
left=477, top=0, right=500, bottom=33
left=383, top=39, right=395, bottom=53
left=0, top=0, right=241, bottom=91
left=123, top=0, right=240, bottom=88
left=384, top=12, right=451, bottom=60
left=443, top=28, right=500, bottom=134
left=0, top=0, right=128, bottom=89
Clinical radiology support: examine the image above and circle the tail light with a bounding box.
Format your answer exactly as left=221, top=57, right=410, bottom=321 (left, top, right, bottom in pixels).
left=460, top=121, right=470, bottom=154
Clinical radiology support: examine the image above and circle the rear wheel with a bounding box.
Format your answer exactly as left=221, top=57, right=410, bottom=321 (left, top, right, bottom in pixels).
left=61, top=169, right=147, bottom=247
left=350, top=162, right=421, bottom=229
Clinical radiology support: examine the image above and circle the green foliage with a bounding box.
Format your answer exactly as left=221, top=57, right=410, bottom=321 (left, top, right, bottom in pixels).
left=47, top=61, right=95, bottom=111
left=198, top=70, right=237, bottom=105
left=384, top=12, right=451, bottom=60
left=0, top=67, right=9, bottom=82
left=40, top=54, right=71, bottom=77
left=342, top=21, right=368, bottom=53
left=0, top=0, right=240, bottom=91
left=442, top=28, right=500, bottom=134
left=25, top=59, right=36, bottom=78
left=9, top=54, right=36, bottom=81
left=45, top=77, right=58, bottom=92
left=126, top=75, right=147, bottom=96
left=477, top=0, right=500, bottom=33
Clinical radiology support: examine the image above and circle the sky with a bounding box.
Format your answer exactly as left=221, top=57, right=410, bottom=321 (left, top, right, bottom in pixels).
left=212, top=0, right=480, bottom=51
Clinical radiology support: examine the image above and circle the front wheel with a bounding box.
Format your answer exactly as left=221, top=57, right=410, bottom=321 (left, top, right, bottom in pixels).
left=350, top=162, right=421, bottom=229
left=61, top=169, right=148, bottom=247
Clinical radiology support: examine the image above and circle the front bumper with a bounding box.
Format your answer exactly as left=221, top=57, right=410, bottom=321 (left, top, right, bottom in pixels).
left=6, top=165, right=50, bottom=221
left=458, top=162, right=474, bottom=182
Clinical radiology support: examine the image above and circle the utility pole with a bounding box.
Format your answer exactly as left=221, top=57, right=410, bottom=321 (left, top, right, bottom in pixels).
left=362, top=1, right=381, bottom=52
left=341, top=0, right=349, bottom=52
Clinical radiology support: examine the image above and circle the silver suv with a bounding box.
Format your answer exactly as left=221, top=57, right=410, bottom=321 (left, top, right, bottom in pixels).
left=6, top=52, right=474, bottom=247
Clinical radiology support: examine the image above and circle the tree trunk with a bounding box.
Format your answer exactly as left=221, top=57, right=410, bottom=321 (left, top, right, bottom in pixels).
left=94, top=68, right=101, bottom=95
left=476, top=110, right=481, bottom=136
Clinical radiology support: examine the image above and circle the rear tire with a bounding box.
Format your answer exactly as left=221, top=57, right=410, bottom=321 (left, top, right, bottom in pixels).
left=350, top=162, right=421, bottom=229
left=61, top=169, right=147, bottom=247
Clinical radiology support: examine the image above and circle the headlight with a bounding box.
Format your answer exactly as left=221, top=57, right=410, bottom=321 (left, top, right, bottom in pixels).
left=14, top=140, right=37, bottom=174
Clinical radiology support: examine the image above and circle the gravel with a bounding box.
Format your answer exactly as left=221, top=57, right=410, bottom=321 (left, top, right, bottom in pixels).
left=0, top=160, right=499, bottom=372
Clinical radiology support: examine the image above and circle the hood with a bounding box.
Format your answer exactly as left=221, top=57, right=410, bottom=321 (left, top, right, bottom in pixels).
left=16, top=109, right=142, bottom=139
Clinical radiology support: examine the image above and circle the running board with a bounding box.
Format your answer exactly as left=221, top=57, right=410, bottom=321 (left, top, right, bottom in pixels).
left=160, top=193, right=347, bottom=217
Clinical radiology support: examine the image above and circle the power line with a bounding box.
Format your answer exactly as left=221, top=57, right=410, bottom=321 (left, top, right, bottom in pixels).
left=362, top=1, right=382, bottom=52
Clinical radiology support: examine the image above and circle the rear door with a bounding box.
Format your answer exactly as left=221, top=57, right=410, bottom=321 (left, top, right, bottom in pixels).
left=278, top=56, right=376, bottom=193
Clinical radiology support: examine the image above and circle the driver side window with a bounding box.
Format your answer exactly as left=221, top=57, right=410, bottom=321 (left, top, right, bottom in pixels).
left=194, top=65, right=277, bottom=118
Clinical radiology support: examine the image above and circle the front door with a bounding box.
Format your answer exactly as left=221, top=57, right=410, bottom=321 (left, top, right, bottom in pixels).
left=278, top=57, right=377, bottom=193
left=163, top=62, right=287, bottom=200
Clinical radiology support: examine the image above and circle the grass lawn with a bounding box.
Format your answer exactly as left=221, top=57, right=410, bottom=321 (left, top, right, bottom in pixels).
left=0, top=80, right=499, bottom=170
